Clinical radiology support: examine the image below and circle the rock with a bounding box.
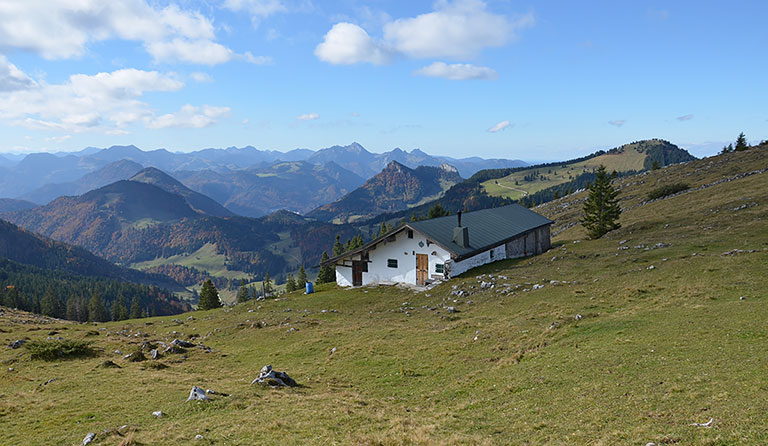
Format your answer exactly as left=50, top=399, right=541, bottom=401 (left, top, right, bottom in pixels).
left=533, top=284, right=544, bottom=290
left=8, top=339, right=26, bottom=349
left=114, top=350, right=122, bottom=355
left=152, top=410, right=163, bottom=417
left=82, top=433, right=96, bottom=445
left=171, top=319, right=183, bottom=324
left=186, top=386, right=208, bottom=402
left=251, top=364, right=297, bottom=387
left=124, top=351, right=146, bottom=362
left=149, top=349, right=160, bottom=360
left=574, top=314, right=583, bottom=321
left=186, top=316, right=195, bottom=321
left=446, top=306, right=458, bottom=313
left=647, top=265, right=655, bottom=270
left=330, top=347, right=337, bottom=355
left=195, top=434, right=205, bottom=440
left=171, top=339, right=195, bottom=348
left=739, top=296, right=746, bottom=300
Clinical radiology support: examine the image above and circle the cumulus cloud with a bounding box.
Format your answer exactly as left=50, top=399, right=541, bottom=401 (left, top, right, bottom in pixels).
left=0, top=64, right=225, bottom=133
left=384, top=0, right=532, bottom=59
left=608, top=120, right=626, bottom=127
left=415, top=61, right=497, bottom=80
left=0, top=0, right=251, bottom=65
left=297, top=113, right=320, bottom=121
left=0, top=56, right=37, bottom=91
left=315, top=1, right=532, bottom=75
left=487, top=120, right=511, bottom=133
left=677, top=114, right=694, bottom=121
left=149, top=105, right=230, bottom=129
left=315, top=23, right=392, bottom=65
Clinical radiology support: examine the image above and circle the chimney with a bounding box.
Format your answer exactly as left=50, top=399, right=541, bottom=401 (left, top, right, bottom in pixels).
left=452, top=211, right=469, bottom=248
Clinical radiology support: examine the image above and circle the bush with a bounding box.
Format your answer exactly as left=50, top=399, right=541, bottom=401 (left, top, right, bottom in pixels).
left=24, top=339, right=93, bottom=360
left=647, top=183, right=689, bottom=200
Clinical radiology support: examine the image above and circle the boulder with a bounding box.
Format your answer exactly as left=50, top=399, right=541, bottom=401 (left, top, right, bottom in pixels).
left=186, top=386, right=208, bottom=402
left=8, top=339, right=26, bottom=349
left=82, top=433, right=96, bottom=445
left=251, top=365, right=297, bottom=387
left=172, top=339, right=195, bottom=348
left=149, top=349, right=160, bottom=360
left=152, top=411, right=163, bottom=417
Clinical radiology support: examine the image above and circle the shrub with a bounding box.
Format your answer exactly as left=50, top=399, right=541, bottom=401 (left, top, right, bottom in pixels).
left=647, top=183, right=689, bottom=200
left=24, top=339, right=93, bottom=360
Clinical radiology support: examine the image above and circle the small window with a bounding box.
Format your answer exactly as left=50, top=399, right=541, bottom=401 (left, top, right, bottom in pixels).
left=362, top=262, right=368, bottom=272
left=490, top=250, right=494, bottom=259
left=435, top=264, right=444, bottom=274
left=387, top=259, right=398, bottom=268
left=407, top=229, right=414, bottom=239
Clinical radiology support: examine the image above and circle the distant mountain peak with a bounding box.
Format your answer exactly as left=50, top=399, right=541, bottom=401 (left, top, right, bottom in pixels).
left=439, top=163, right=459, bottom=173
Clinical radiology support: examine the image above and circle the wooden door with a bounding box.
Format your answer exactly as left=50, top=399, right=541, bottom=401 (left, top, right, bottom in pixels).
left=352, top=261, right=363, bottom=287
left=416, top=254, right=428, bottom=286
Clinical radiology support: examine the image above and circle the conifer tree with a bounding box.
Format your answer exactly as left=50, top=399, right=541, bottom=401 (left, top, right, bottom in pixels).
left=427, top=203, right=450, bottom=219
left=198, top=279, right=222, bottom=310
left=112, top=295, right=128, bottom=321
left=735, top=132, right=749, bottom=151
left=40, top=287, right=61, bottom=318
left=236, top=279, right=249, bottom=304
left=88, top=291, right=108, bottom=322
left=297, top=265, right=307, bottom=286
left=129, top=295, right=142, bottom=319
left=333, top=235, right=344, bottom=256
left=317, top=251, right=335, bottom=284
left=285, top=275, right=297, bottom=292
left=582, top=165, right=622, bottom=239
left=651, top=160, right=660, bottom=170
left=263, top=272, right=273, bottom=296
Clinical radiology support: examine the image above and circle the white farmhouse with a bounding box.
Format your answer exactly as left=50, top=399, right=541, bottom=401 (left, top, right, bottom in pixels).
left=323, top=204, right=553, bottom=287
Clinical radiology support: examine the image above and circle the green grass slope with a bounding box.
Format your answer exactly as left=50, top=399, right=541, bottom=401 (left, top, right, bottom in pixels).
left=1, top=147, right=766, bottom=445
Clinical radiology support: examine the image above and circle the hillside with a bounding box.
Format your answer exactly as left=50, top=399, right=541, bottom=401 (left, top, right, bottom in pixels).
left=1, top=145, right=765, bottom=444
left=480, top=139, right=695, bottom=200
left=174, top=161, right=364, bottom=217
left=20, top=160, right=144, bottom=205
left=0, top=198, right=37, bottom=213
left=129, top=167, right=234, bottom=217
left=308, top=161, right=463, bottom=223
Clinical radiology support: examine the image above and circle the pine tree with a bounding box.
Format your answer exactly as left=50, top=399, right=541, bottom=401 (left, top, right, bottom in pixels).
left=297, top=265, right=307, bottom=286
left=651, top=160, right=660, bottom=170
left=236, top=279, right=250, bottom=304
left=317, top=251, right=335, bottom=284
left=581, top=165, right=622, bottom=239
left=333, top=235, right=344, bottom=256
left=40, top=287, right=61, bottom=318
left=88, top=291, right=108, bottom=322
left=427, top=203, right=450, bottom=219
left=285, top=275, right=297, bottom=292
left=198, top=279, right=222, bottom=310
left=4, top=286, right=21, bottom=309
left=111, top=295, right=128, bottom=321
left=263, top=272, right=272, bottom=296
left=735, top=132, right=749, bottom=151
left=129, top=295, right=142, bottom=319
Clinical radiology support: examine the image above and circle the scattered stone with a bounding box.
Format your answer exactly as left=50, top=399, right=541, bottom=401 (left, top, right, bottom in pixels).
left=186, top=386, right=208, bottom=402
left=82, top=433, right=96, bottom=445
left=124, top=351, right=146, bottom=362
left=619, top=240, right=627, bottom=245
left=8, top=339, right=26, bottom=349
left=186, top=316, right=195, bottom=321
left=152, top=411, right=163, bottom=418
left=647, top=265, right=655, bottom=270
left=248, top=309, right=254, bottom=313
left=548, top=321, right=559, bottom=330
left=44, top=378, right=56, bottom=385
left=532, top=284, right=544, bottom=290
left=195, top=434, right=205, bottom=440
left=574, top=314, right=583, bottom=321
left=171, top=339, right=195, bottom=348
left=149, top=349, right=160, bottom=360
left=251, top=364, right=297, bottom=387
left=446, top=306, right=458, bottom=313
left=690, top=418, right=714, bottom=428
left=8, top=367, right=14, bottom=372
left=330, top=347, right=337, bottom=355
left=114, top=350, right=122, bottom=355
left=739, top=296, right=746, bottom=301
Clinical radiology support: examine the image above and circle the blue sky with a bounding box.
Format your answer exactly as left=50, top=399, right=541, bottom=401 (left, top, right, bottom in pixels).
left=0, top=0, right=765, bottom=160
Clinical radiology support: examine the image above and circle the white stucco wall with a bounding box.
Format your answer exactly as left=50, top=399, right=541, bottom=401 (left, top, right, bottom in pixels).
left=334, top=229, right=453, bottom=287
left=449, top=244, right=507, bottom=277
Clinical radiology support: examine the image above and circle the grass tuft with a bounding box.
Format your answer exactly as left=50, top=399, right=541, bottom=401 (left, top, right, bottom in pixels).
left=24, top=339, right=93, bottom=361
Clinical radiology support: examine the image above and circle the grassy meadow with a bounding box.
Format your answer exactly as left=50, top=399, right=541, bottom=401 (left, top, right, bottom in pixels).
left=1, top=147, right=767, bottom=445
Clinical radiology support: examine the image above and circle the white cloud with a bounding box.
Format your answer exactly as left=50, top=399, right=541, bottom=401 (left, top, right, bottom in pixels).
left=0, top=64, right=220, bottom=134
left=0, top=0, right=241, bottom=65
left=315, top=23, right=392, bottom=65
left=45, top=134, right=72, bottom=143
left=415, top=61, right=497, bottom=80
left=191, top=72, right=214, bottom=83
left=487, top=120, right=511, bottom=133
left=223, top=0, right=287, bottom=26
left=0, top=56, right=37, bottom=91
left=608, top=120, right=626, bottom=127
left=383, top=0, right=533, bottom=59
left=297, top=113, right=320, bottom=121
left=242, top=52, right=273, bottom=65
left=149, top=105, right=230, bottom=129
left=677, top=114, right=694, bottom=121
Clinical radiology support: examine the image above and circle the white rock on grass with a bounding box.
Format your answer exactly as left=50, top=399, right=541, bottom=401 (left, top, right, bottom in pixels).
left=186, top=386, right=208, bottom=402
left=82, top=433, right=96, bottom=445
left=251, top=365, right=297, bottom=387
left=152, top=411, right=163, bottom=417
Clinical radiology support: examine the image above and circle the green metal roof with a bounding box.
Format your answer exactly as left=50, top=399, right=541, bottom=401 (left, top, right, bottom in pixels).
left=407, top=204, right=553, bottom=259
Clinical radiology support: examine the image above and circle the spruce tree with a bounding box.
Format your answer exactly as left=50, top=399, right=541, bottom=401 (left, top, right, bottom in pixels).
left=285, top=275, right=297, bottom=292
left=66, top=296, right=79, bottom=321
left=263, top=272, right=272, bottom=296
left=112, top=295, right=128, bottom=321
left=40, top=288, right=61, bottom=318
left=735, top=132, right=749, bottom=151
left=427, top=203, right=450, bottom=219
left=198, top=279, right=222, bottom=310
left=236, top=279, right=250, bottom=304
left=129, top=295, right=142, bottom=319
left=317, top=251, right=335, bottom=284
left=88, top=292, right=108, bottom=322
left=651, top=160, right=660, bottom=170
left=297, top=265, right=307, bottom=286
left=333, top=235, right=344, bottom=256
left=581, top=165, right=622, bottom=239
